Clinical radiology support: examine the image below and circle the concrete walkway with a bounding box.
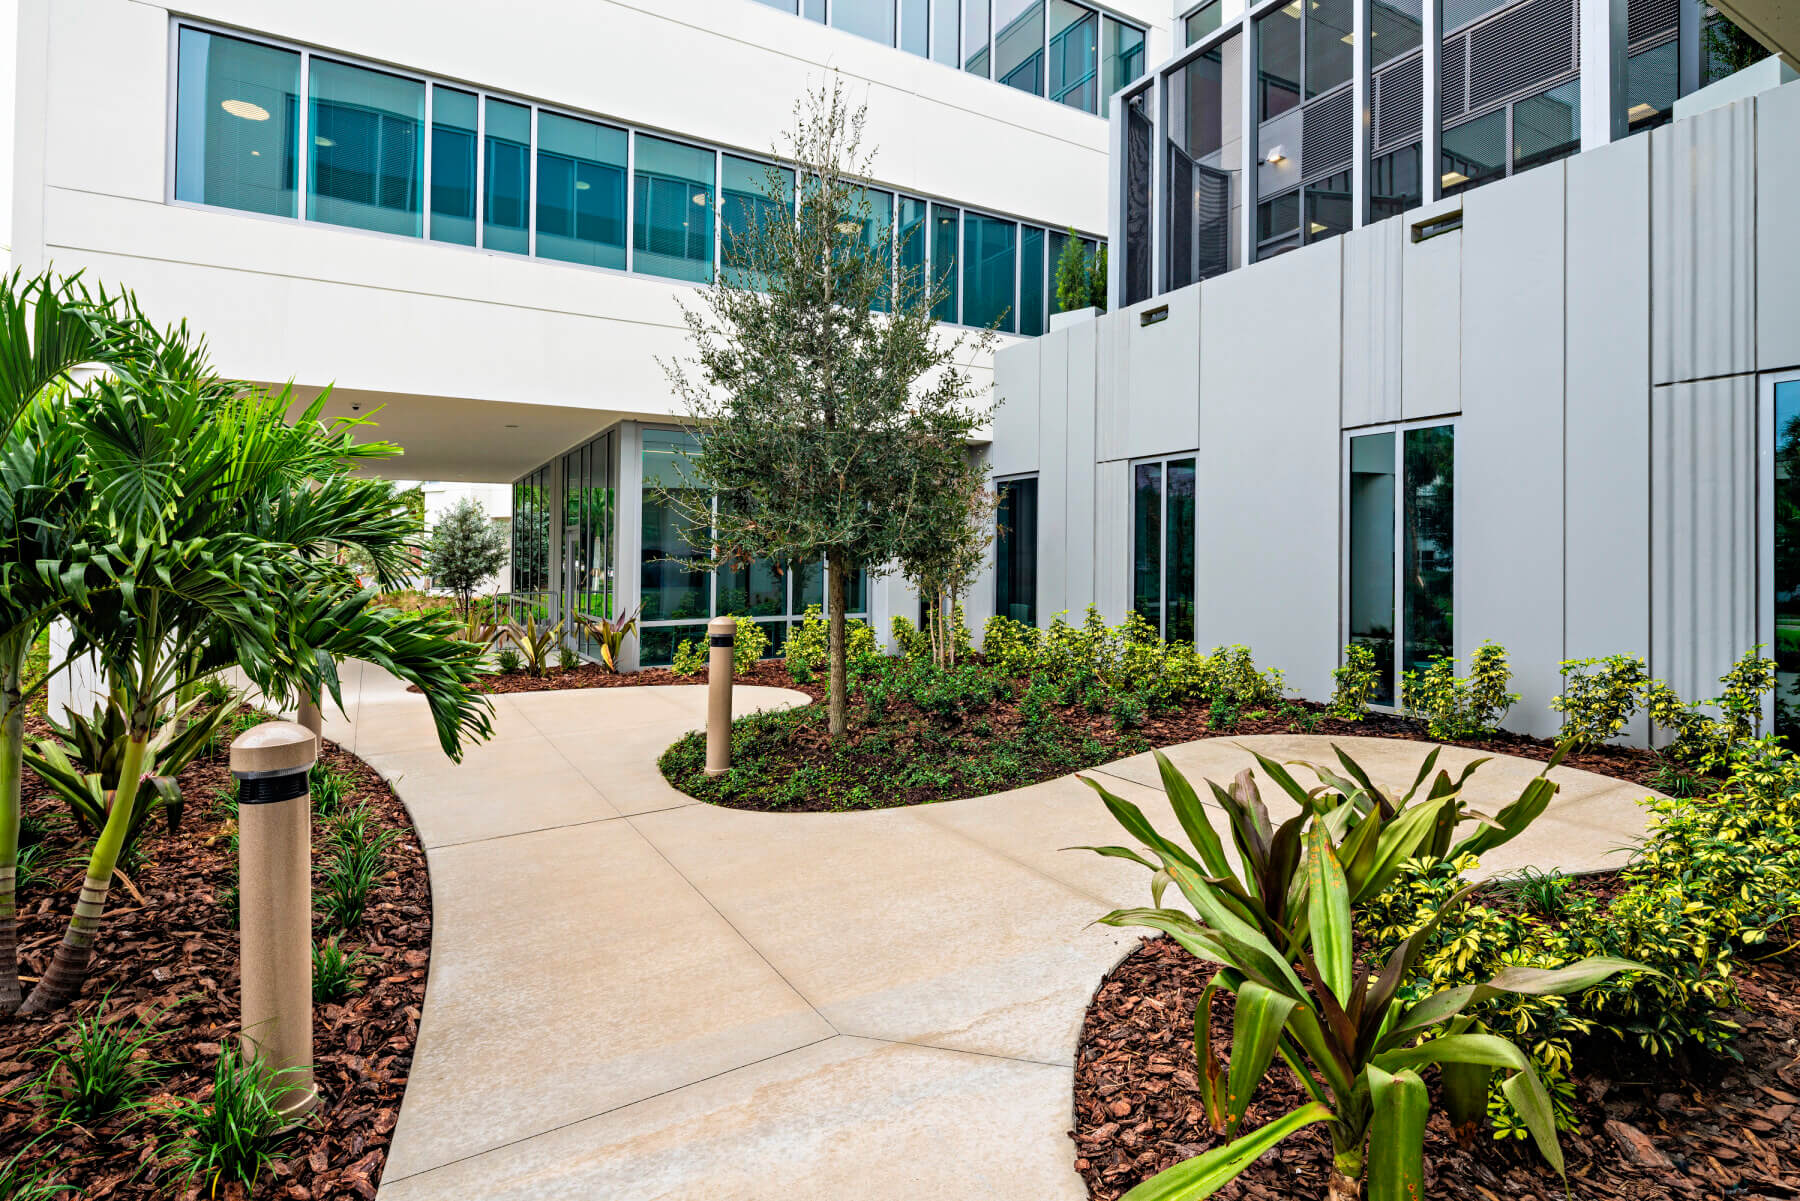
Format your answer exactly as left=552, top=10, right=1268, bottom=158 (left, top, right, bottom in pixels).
left=315, top=661, right=1660, bottom=1201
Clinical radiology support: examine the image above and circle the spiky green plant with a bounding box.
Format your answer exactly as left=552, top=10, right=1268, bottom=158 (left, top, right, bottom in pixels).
left=31, top=992, right=165, bottom=1124
left=312, top=936, right=367, bottom=1003
left=161, top=1043, right=298, bottom=1193
left=580, top=603, right=641, bottom=673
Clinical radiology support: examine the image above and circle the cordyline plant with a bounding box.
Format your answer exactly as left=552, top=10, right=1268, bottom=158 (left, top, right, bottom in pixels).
left=12, top=314, right=493, bottom=1014
left=1078, top=744, right=1649, bottom=1201
left=661, top=78, right=995, bottom=738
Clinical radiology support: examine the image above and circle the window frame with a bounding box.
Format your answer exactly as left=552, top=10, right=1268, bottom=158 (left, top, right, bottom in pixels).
left=993, top=471, right=1041, bottom=626
left=1758, top=369, right=1800, bottom=734
left=1129, top=450, right=1199, bottom=643
left=1339, top=416, right=1461, bottom=711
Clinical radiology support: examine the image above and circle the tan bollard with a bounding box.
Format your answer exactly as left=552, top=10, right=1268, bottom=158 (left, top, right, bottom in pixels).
left=231, top=720, right=320, bottom=1121
left=296, top=691, right=322, bottom=742
left=706, top=615, right=736, bottom=776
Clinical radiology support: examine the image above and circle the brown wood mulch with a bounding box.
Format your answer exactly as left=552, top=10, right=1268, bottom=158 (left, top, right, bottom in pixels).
left=0, top=711, right=431, bottom=1200
left=418, top=658, right=815, bottom=695
left=1074, top=931, right=1800, bottom=1201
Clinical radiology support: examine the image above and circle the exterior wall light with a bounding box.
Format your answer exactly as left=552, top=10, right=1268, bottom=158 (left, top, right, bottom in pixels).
left=1265, top=145, right=1286, bottom=163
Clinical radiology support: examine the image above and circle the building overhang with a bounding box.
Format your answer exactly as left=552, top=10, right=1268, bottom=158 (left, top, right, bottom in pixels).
left=1713, top=0, right=1800, bottom=67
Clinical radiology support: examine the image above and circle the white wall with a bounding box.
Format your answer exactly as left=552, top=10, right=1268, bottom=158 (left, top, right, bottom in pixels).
left=0, top=0, right=15, bottom=260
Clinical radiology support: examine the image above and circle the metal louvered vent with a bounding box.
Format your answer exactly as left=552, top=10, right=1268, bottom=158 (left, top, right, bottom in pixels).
left=1442, top=34, right=1468, bottom=120
left=1628, top=0, right=1678, bottom=45
left=1301, top=90, right=1354, bottom=180
left=1374, top=56, right=1423, bottom=150
left=1467, top=0, right=1575, bottom=111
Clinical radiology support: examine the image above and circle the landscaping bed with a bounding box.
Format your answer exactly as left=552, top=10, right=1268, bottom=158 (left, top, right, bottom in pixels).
left=455, top=658, right=811, bottom=695
left=1, top=710, right=430, bottom=1200
left=1074, top=928, right=1800, bottom=1200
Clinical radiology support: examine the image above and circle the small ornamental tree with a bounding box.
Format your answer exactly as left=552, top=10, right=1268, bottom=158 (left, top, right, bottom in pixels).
left=895, top=456, right=995, bottom=667
left=661, top=80, right=995, bottom=738
left=426, top=496, right=510, bottom=618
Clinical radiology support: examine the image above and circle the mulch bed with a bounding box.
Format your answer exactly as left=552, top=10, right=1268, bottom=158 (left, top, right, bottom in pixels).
left=1073, top=926, right=1800, bottom=1200
left=420, top=659, right=813, bottom=695
left=0, top=709, right=431, bottom=1200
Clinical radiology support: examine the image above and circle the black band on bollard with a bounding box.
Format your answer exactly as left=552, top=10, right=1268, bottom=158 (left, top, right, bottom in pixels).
left=709, top=633, right=734, bottom=647
left=233, top=765, right=312, bottom=805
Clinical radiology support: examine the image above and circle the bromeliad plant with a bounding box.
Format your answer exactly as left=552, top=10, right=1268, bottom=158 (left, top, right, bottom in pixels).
left=581, top=603, right=641, bottom=672
left=1079, top=746, right=1647, bottom=1201
left=506, top=614, right=565, bottom=679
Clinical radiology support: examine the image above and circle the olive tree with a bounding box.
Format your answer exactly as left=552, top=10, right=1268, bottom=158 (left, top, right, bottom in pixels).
left=661, top=79, right=994, bottom=737
left=426, top=496, right=511, bottom=617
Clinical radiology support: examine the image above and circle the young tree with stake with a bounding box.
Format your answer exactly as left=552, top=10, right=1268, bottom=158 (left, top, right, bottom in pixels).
left=426, top=496, right=511, bottom=619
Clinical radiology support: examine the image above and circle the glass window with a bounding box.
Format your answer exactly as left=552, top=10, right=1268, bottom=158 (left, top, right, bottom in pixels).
left=962, top=212, right=1017, bottom=332
left=1370, top=144, right=1421, bottom=221
left=721, top=155, right=795, bottom=289
left=511, top=464, right=553, bottom=625
left=995, top=477, right=1039, bottom=625
left=1703, top=6, right=1769, bottom=87
left=897, top=196, right=930, bottom=310
left=1019, top=225, right=1046, bottom=336
left=1171, top=48, right=1225, bottom=162
left=833, top=0, right=898, bottom=45
left=995, top=0, right=1047, bottom=96
left=307, top=59, right=424, bottom=237
left=1132, top=457, right=1196, bottom=642
left=1403, top=425, right=1454, bottom=678
left=483, top=98, right=531, bottom=254
left=1512, top=79, right=1579, bottom=174
left=634, top=134, right=715, bottom=283
left=430, top=86, right=478, bottom=245
left=561, top=432, right=615, bottom=657
left=1306, top=0, right=1354, bottom=98
left=1305, top=169, right=1352, bottom=243
left=839, top=185, right=894, bottom=310
left=1257, top=189, right=1300, bottom=243
left=1372, top=0, right=1423, bottom=67
left=1774, top=380, right=1800, bottom=744
left=1124, top=92, right=1152, bottom=303
left=1347, top=432, right=1397, bottom=704
left=641, top=429, right=711, bottom=625
left=750, top=0, right=799, bottom=10
left=1100, top=18, right=1147, bottom=115
left=1133, top=462, right=1162, bottom=631
left=719, top=557, right=787, bottom=618
left=1166, top=459, right=1196, bottom=644
left=1441, top=108, right=1505, bottom=196
left=536, top=112, right=628, bottom=269
left=1258, top=2, right=1303, bottom=119
left=1048, top=1, right=1099, bottom=112
left=965, top=0, right=992, bottom=75
left=933, top=0, right=961, bottom=65
left=175, top=28, right=301, bottom=218
left=931, top=204, right=961, bottom=322
left=1185, top=2, right=1223, bottom=45
left=902, top=0, right=931, bottom=55
left=1627, top=40, right=1678, bottom=132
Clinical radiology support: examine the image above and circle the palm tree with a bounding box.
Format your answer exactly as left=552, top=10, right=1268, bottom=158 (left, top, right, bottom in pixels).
left=18, top=317, right=494, bottom=1015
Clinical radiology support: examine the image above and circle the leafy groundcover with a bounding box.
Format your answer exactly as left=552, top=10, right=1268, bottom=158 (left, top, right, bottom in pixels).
left=0, top=713, right=430, bottom=1200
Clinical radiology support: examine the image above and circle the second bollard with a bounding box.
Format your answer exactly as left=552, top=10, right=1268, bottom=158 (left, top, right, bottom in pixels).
left=231, top=720, right=321, bottom=1121
left=706, top=614, right=735, bottom=776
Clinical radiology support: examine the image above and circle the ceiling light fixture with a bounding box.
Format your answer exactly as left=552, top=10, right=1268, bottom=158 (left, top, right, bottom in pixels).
left=221, top=98, right=270, bottom=121
left=1310, top=221, right=1328, bottom=234
left=575, top=180, right=591, bottom=191
left=1628, top=102, right=1657, bottom=120
left=692, top=192, right=709, bottom=206
left=315, top=136, right=335, bottom=148
left=835, top=220, right=862, bottom=235
left=1441, top=170, right=1469, bottom=186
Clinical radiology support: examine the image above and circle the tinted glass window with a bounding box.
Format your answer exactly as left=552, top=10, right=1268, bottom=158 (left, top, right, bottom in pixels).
left=1512, top=79, right=1580, bottom=175
left=1258, top=2, right=1303, bottom=118
left=962, top=212, right=1018, bottom=331
left=995, top=0, right=1047, bottom=96
left=430, top=86, right=477, bottom=245
left=721, top=155, right=794, bottom=288
left=995, top=477, right=1039, bottom=625
left=1402, top=425, right=1454, bottom=676
left=307, top=59, right=424, bottom=237
left=483, top=98, right=531, bottom=254
left=1441, top=108, right=1505, bottom=195
left=1306, top=0, right=1354, bottom=97
left=1185, top=2, right=1222, bottom=45
left=1347, top=432, right=1397, bottom=704
left=1048, top=1, right=1099, bottom=112
left=175, top=28, right=301, bottom=217
left=832, top=0, right=897, bottom=45
left=634, top=134, right=715, bottom=283
left=536, top=112, right=628, bottom=269
left=931, top=204, right=961, bottom=322
left=1019, top=224, right=1046, bottom=336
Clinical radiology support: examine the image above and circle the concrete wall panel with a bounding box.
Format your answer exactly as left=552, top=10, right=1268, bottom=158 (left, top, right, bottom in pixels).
left=1757, top=80, right=1800, bottom=371
left=1120, top=288, right=1201, bottom=460
left=1401, top=196, right=1463, bottom=420
left=1459, top=164, right=1567, bottom=738
left=1065, top=319, right=1100, bottom=617
left=1650, top=375, right=1757, bottom=704
left=1342, top=216, right=1404, bottom=429
left=990, top=339, right=1042, bottom=476
left=1652, top=97, right=1757, bottom=384
left=1565, top=134, right=1653, bottom=741
left=1038, top=332, right=1073, bottom=624
left=1093, top=458, right=1131, bottom=623
left=1095, top=310, right=1127, bottom=462
left=1197, top=241, right=1342, bottom=700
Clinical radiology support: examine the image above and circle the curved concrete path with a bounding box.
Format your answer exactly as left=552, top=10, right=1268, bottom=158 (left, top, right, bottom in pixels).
left=314, top=661, right=1660, bottom=1201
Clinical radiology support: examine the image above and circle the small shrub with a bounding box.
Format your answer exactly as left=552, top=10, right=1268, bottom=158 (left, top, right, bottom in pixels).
left=1277, top=701, right=1321, bottom=733
left=670, top=637, right=707, bottom=677
left=198, top=676, right=233, bottom=706
left=980, top=614, right=1041, bottom=677
left=495, top=646, right=522, bottom=675
left=312, top=937, right=367, bottom=1003
left=890, top=615, right=932, bottom=660
left=163, top=1043, right=298, bottom=1194
left=733, top=616, right=770, bottom=675
left=784, top=605, right=878, bottom=681
left=316, top=808, right=397, bottom=932
left=1401, top=640, right=1519, bottom=739
left=0, top=1135, right=69, bottom=1201
left=1328, top=643, right=1379, bottom=721
left=1198, top=644, right=1285, bottom=708
left=556, top=645, right=580, bottom=673
left=32, top=993, right=164, bottom=1124
left=307, top=762, right=347, bottom=818
left=1108, top=690, right=1147, bottom=730
left=1551, top=653, right=1649, bottom=750
left=1499, top=866, right=1575, bottom=918
left=1642, top=647, right=1777, bottom=773
left=1206, top=692, right=1240, bottom=730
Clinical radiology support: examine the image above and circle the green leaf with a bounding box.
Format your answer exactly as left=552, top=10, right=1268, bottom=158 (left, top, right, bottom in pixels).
left=1500, top=1065, right=1566, bottom=1175
left=1439, top=1058, right=1490, bottom=1133
left=1303, top=822, right=1353, bottom=1006
left=1449, top=775, right=1558, bottom=860
left=1225, top=981, right=1297, bottom=1136
left=1348, top=793, right=1459, bottom=904
left=1119, top=1102, right=1335, bottom=1201
left=1366, top=1065, right=1429, bottom=1201
left=1384, top=956, right=1652, bottom=1047
left=1158, top=749, right=1234, bottom=879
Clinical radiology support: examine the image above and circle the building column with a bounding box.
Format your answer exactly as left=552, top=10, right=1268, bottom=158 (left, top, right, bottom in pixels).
left=1677, top=0, right=1704, bottom=98
left=1422, top=0, right=1442, bottom=202
left=1580, top=0, right=1630, bottom=149
left=1108, top=99, right=1125, bottom=310
left=1150, top=70, right=1166, bottom=297
left=1238, top=8, right=1260, bottom=268
left=1352, top=0, right=1372, bottom=227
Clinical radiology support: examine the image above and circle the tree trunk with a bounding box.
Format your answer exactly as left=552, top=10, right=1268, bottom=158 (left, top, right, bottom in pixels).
left=0, top=656, right=23, bottom=1016
left=20, top=732, right=148, bottom=1015
left=827, top=550, right=848, bottom=739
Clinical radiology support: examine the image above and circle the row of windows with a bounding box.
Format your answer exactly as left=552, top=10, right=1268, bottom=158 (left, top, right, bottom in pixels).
left=172, top=24, right=1102, bottom=331
left=749, top=0, right=1147, bottom=115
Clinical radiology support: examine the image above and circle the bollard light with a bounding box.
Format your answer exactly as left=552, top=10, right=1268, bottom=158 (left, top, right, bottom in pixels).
left=706, top=614, right=736, bottom=776
left=231, top=719, right=320, bottom=1121
left=296, top=691, right=323, bottom=741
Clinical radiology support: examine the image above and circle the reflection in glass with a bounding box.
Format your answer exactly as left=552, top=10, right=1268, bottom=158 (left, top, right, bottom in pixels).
left=965, top=0, right=992, bottom=75
left=1372, top=0, right=1423, bottom=67
left=511, top=464, right=553, bottom=624
left=1370, top=144, right=1421, bottom=221
left=1306, top=0, right=1353, bottom=98
left=962, top=212, right=1017, bottom=332
left=536, top=112, right=628, bottom=268
left=1019, top=224, right=1046, bottom=336
left=832, top=0, right=898, bottom=45
left=307, top=59, right=424, bottom=236
left=1258, top=2, right=1303, bottom=119
left=430, top=86, right=478, bottom=245
left=902, top=0, right=930, bottom=55
left=1441, top=109, right=1505, bottom=196
left=721, top=156, right=794, bottom=289
left=1512, top=79, right=1579, bottom=175
left=1348, top=433, right=1397, bottom=704
left=1101, top=18, right=1147, bottom=115
left=933, top=0, right=961, bottom=65
left=1627, top=39, right=1678, bottom=132
left=1166, top=458, right=1196, bottom=644
left=1402, top=425, right=1454, bottom=678
left=560, top=432, right=615, bottom=658
left=1185, top=1, right=1222, bottom=45
left=641, top=429, right=711, bottom=624
left=841, top=186, right=894, bottom=311
left=1133, top=462, right=1163, bottom=631
left=1776, top=382, right=1800, bottom=742
left=995, top=0, right=1047, bottom=97
left=897, top=196, right=930, bottom=310
left=175, top=28, right=301, bottom=218
left=931, top=204, right=961, bottom=322
left=634, top=134, right=715, bottom=283
left=996, top=477, right=1039, bottom=625
left=484, top=98, right=531, bottom=253
left=1305, top=170, right=1352, bottom=244
left=1048, top=0, right=1099, bottom=112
